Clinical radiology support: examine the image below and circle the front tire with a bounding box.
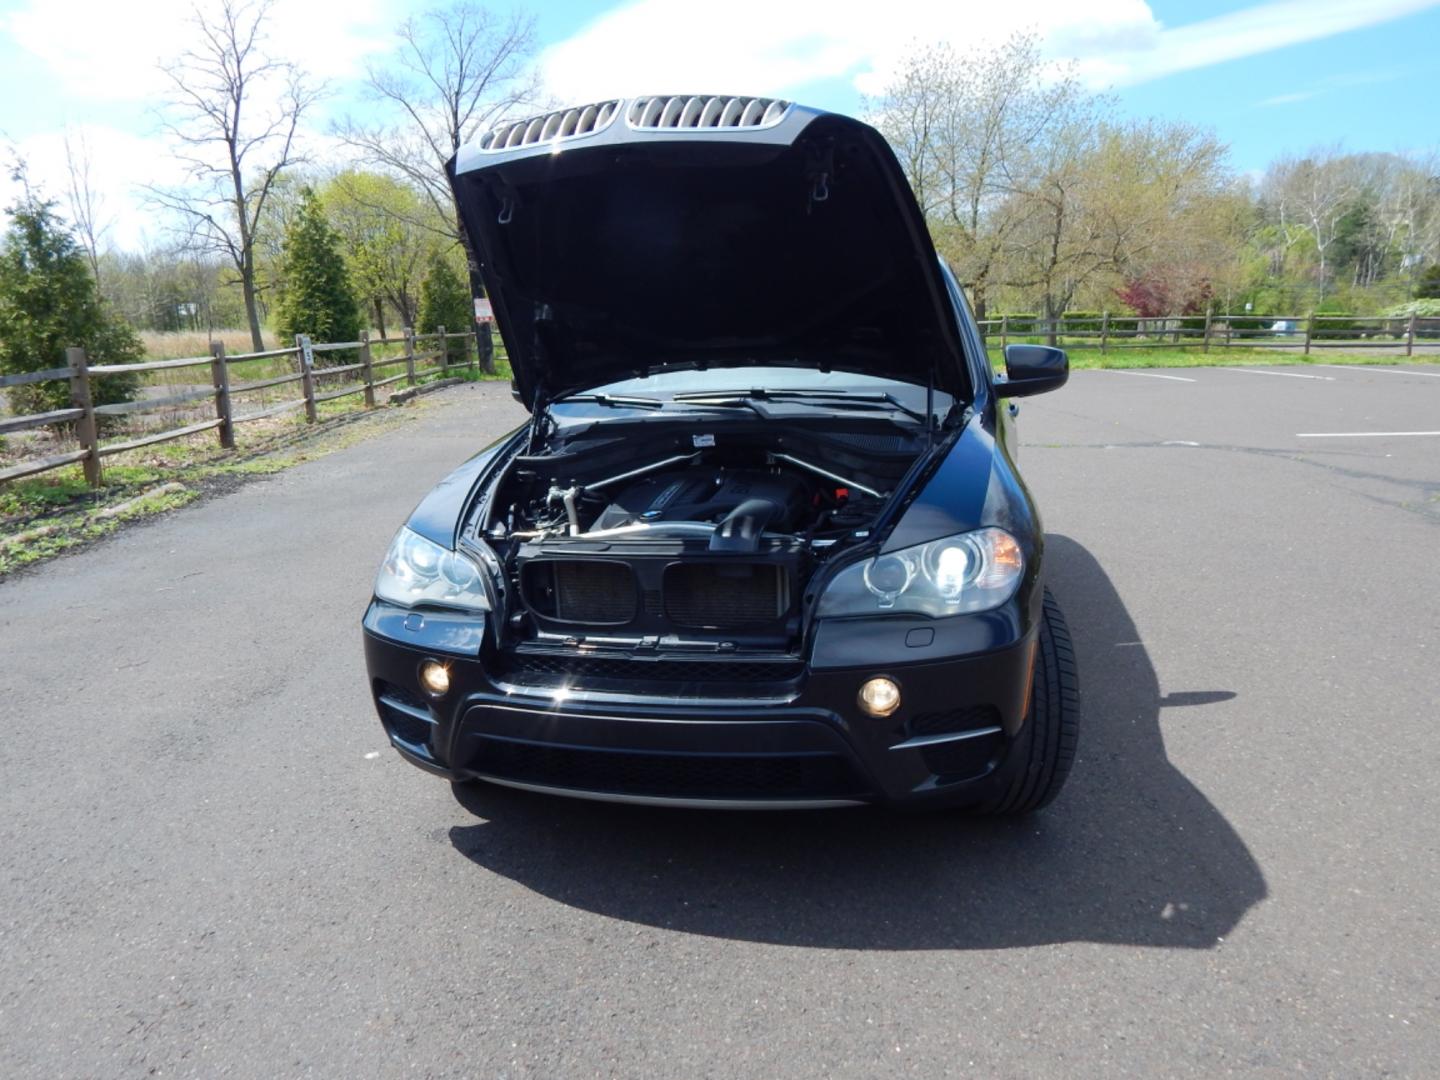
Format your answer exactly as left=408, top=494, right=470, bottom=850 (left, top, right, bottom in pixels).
left=980, top=588, right=1080, bottom=815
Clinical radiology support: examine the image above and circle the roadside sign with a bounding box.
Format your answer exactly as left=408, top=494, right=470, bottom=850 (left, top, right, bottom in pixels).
left=298, top=334, right=314, bottom=369
left=474, top=297, right=494, bottom=323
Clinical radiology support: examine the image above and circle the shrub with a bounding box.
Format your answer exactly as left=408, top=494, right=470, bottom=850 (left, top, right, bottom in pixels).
left=275, top=188, right=361, bottom=354
left=0, top=192, right=140, bottom=416
left=418, top=254, right=474, bottom=366
left=1384, top=299, right=1440, bottom=318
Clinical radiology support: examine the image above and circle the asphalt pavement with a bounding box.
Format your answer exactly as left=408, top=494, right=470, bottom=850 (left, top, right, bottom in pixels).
left=2, top=366, right=1437, bottom=1077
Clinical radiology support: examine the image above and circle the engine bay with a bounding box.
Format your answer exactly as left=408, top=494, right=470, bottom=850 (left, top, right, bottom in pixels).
left=474, top=424, right=929, bottom=645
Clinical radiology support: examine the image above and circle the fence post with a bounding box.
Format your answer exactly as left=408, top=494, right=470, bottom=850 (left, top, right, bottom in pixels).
left=437, top=325, right=448, bottom=377
left=359, top=330, right=376, bottom=407
left=1203, top=306, right=1213, bottom=353
left=67, top=346, right=102, bottom=487
left=297, top=334, right=318, bottom=422
left=1100, top=311, right=1109, bottom=354
left=1303, top=313, right=1314, bottom=356
left=1406, top=312, right=1417, bottom=357
left=1000, top=314, right=1009, bottom=350
left=210, top=341, right=235, bottom=449
left=479, top=322, right=494, bottom=374
left=403, top=327, right=417, bottom=386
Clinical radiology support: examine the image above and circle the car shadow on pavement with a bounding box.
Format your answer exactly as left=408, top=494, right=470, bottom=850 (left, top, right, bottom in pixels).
left=448, top=534, right=1266, bottom=950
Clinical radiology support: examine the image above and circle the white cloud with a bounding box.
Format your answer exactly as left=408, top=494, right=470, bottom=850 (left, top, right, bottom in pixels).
left=0, top=0, right=400, bottom=250
left=0, top=0, right=396, bottom=102
left=1093, top=0, right=1440, bottom=87
left=1254, top=68, right=1404, bottom=108
left=539, top=0, right=1159, bottom=103
left=538, top=0, right=1440, bottom=105
left=0, top=125, right=193, bottom=250
left=1257, top=90, right=1320, bottom=107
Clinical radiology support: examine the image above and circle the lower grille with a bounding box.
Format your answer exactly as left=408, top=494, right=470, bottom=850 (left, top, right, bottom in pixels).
left=473, top=738, right=866, bottom=800
left=908, top=705, right=1001, bottom=738
left=376, top=681, right=434, bottom=746
left=908, top=705, right=1002, bottom=781
left=663, top=562, right=788, bottom=628
left=921, top=734, right=1001, bottom=780
left=498, top=653, right=804, bottom=686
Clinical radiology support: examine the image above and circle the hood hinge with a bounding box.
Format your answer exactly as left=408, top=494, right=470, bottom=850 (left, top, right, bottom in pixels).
left=528, top=381, right=551, bottom=451
left=805, top=139, right=835, bottom=211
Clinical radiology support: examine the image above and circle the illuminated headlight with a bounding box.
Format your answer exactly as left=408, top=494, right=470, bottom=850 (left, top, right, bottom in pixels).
left=817, top=528, right=1023, bottom=618
left=374, top=527, right=491, bottom=613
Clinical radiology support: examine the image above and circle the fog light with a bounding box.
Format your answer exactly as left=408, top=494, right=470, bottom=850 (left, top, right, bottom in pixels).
left=858, top=676, right=901, bottom=717
left=419, top=660, right=450, bottom=697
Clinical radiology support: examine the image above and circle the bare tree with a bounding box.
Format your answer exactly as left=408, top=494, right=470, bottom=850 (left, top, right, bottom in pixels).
left=337, top=2, right=538, bottom=369
left=867, top=34, right=1089, bottom=318
left=148, top=0, right=320, bottom=350
left=1380, top=151, right=1440, bottom=286
left=63, top=130, right=111, bottom=286
left=1267, top=150, right=1358, bottom=299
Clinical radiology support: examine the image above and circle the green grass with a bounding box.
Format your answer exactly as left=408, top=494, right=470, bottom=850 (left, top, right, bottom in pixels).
left=985, top=344, right=1432, bottom=370
left=0, top=387, right=457, bottom=576
left=0, top=486, right=199, bottom=575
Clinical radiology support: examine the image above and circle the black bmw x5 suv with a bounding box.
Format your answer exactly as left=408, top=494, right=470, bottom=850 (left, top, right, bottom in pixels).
left=363, top=94, right=1078, bottom=812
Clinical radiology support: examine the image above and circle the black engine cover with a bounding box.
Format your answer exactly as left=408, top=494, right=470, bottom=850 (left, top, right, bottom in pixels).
left=592, top=469, right=807, bottom=533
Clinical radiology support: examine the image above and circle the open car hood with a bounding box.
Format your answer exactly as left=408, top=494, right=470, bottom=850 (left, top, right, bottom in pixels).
left=448, top=96, right=972, bottom=409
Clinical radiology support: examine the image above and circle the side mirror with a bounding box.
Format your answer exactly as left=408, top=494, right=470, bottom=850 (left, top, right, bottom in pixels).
left=998, top=344, right=1068, bottom=398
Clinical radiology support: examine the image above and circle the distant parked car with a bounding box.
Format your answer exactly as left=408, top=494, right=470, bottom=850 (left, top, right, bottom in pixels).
left=362, top=95, right=1079, bottom=813
left=1271, top=319, right=1297, bottom=335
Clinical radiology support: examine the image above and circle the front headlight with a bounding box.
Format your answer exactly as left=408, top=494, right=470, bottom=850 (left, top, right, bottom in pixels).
left=816, top=527, right=1023, bottom=618
left=374, top=527, right=490, bottom=612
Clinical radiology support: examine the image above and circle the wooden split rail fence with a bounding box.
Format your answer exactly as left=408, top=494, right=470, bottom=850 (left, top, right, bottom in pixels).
left=0, top=327, right=479, bottom=488
left=978, top=312, right=1434, bottom=354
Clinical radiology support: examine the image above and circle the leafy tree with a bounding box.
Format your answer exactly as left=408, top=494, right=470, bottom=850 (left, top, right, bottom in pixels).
left=1416, top=264, right=1440, bottom=299
left=275, top=188, right=361, bottom=348
left=417, top=252, right=472, bottom=365
left=320, top=172, right=440, bottom=335
left=0, top=187, right=141, bottom=416
left=868, top=34, right=1090, bottom=318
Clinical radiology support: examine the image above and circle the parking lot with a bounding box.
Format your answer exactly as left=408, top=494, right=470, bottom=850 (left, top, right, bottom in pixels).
left=2, top=363, right=1437, bottom=1077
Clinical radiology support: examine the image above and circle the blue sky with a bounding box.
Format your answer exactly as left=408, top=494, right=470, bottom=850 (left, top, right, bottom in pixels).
left=1, top=0, right=1435, bottom=247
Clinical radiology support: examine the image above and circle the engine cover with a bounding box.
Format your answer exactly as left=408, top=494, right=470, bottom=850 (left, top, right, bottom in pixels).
left=591, top=469, right=808, bottom=533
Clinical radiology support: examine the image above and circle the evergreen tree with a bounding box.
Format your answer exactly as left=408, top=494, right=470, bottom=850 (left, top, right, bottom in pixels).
left=418, top=252, right=473, bottom=366
left=275, top=188, right=361, bottom=349
left=0, top=187, right=141, bottom=416
left=1417, top=265, right=1440, bottom=300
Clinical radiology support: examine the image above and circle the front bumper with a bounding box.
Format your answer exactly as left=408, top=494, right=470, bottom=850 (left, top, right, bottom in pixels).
left=363, top=604, right=1037, bottom=809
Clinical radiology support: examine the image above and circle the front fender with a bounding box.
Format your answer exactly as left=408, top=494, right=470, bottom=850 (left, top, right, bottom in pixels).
left=405, top=426, right=527, bottom=547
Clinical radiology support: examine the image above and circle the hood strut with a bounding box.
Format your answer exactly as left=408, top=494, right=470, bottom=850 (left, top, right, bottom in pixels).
left=925, top=369, right=935, bottom=449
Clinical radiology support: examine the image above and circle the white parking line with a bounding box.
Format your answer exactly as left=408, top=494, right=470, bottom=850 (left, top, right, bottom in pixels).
left=1102, top=369, right=1197, bottom=383
left=1227, top=368, right=1335, bottom=381
left=1316, top=365, right=1440, bottom=379
left=1296, top=431, right=1440, bottom=438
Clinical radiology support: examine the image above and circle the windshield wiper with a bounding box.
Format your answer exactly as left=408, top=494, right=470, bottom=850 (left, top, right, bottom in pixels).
left=673, top=388, right=928, bottom=424
left=555, top=392, right=663, bottom=409
left=665, top=395, right=771, bottom=418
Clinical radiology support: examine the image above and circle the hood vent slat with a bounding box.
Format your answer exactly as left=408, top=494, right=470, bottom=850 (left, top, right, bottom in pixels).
left=478, top=99, right=621, bottom=152
left=627, top=95, right=791, bottom=130
left=477, top=96, right=791, bottom=153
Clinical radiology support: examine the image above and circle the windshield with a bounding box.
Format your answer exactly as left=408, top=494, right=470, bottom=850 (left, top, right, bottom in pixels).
left=563, top=366, right=958, bottom=414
